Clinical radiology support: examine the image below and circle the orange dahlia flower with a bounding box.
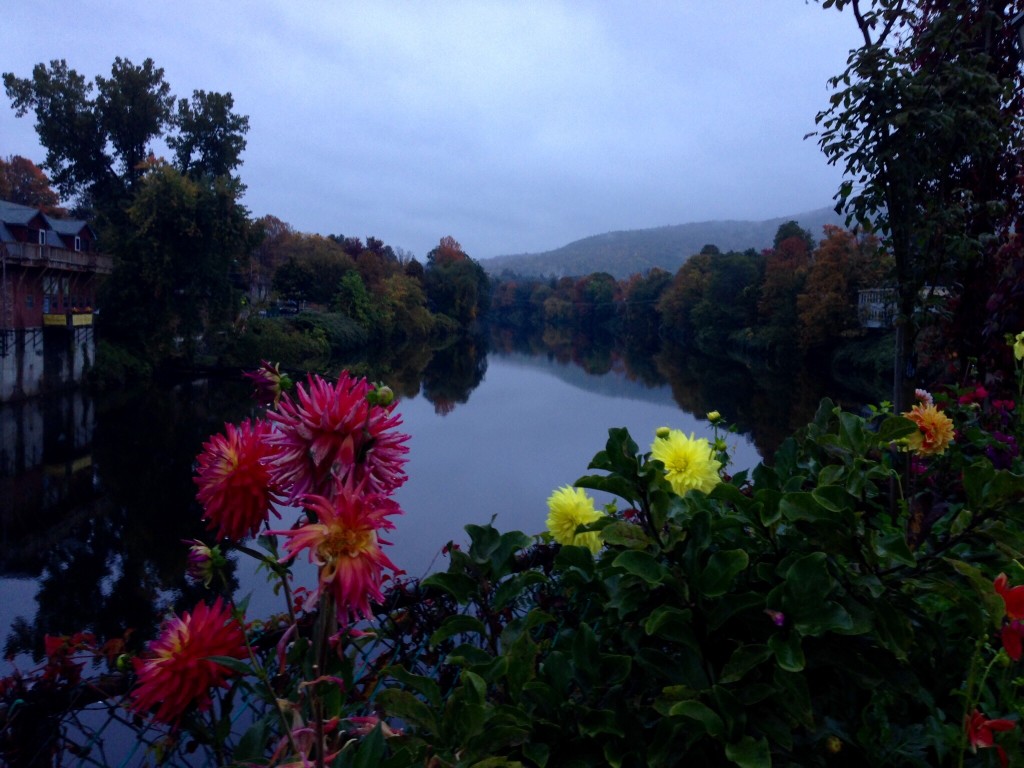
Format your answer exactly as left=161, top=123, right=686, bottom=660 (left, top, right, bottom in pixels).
left=269, top=482, right=400, bottom=625
left=130, top=598, right=248, bottom=725
left=266, top=372, right=410, bottom=502
left=902, top=403, right=954, bottom=457
left=194, top=419, right=282, bottom=540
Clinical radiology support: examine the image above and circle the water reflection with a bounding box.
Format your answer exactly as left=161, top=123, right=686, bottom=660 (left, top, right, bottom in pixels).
left=1, top=332, right=875, bottom=672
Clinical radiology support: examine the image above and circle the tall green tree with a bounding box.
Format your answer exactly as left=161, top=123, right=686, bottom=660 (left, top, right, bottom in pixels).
left=424, top=236, right=491, bottom=326
left=98, top=162, right=256, bottom=362
left=4, top=58, right=174, bottom=217
left=815, top=0, right=1024, bottom=405
left=4, top=57, right=248, bottom=222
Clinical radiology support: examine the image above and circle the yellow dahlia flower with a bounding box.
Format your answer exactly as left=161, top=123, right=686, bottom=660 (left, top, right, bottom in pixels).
left=651, top=429, right=722, bottom=495
left=902, top=403, right=955, bottom=456
left=546, top=486, right=603, bottom=553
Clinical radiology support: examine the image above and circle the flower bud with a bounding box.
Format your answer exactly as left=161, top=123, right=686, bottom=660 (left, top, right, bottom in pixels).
left=183, top=540, right=224, bottom=587
left=707, top=410, right=722, bottom=423
left=369, top=384, right=395, bottom=407
left=655, top=426, right=671, bottom=439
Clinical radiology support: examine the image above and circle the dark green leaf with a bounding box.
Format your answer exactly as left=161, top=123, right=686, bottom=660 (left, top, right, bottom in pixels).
left=725, top=736, right=771, bottom=768
left=699, top=549, right=749, bottom=597
left=769, top=632, right=805, bottom=672
left=601, top=520, right=651, bottom=548
left=668, top=700, right=725, bottom=738
left=612, top=550, right=668, bottom=586
left=428, top=614, right=483, bottom=651
left=720, top=644, right=773, bottom=684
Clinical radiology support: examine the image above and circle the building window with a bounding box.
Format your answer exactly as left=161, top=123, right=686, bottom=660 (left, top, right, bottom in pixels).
left=37, top=229, right=46, bottom=245
left=26, top=294, right=34, bottom=309
left=74, top=236, right=81, bottom=251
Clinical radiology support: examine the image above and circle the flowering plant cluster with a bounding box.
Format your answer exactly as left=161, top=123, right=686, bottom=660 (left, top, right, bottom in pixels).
left=126, top=365, right=411, bottom=763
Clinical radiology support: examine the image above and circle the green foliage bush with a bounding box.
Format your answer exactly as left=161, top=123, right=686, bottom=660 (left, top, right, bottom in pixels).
left=364, top=388, right=1024, bottom=767
left=89, top=340, right=154, bottom=389
left=222, top=315, right=330, bottom=370
left=289, top=311, right=369, bottom=356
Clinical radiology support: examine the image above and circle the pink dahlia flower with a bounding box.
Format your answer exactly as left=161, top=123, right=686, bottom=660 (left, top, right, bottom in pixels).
left=130, top=598, right=248, bottom=725
left=194, top=419, right=282, bottom=540
left=269, top=482, right=401, bottom=625
left=266, top=372, right=409, bottom=502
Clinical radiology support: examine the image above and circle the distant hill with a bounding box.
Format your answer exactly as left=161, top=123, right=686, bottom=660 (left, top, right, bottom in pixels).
left=482, top=207, right=845, bottom=279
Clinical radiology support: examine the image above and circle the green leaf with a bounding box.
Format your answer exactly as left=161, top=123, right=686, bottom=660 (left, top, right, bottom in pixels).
left=876, top=414, right=916, bottom=444
left=699, top=549, right=749, bottom=597
left=428, top=614, right=483, bottom=651
left=612, top=550, right=668, bottom=586
left=601, top=520, right=651, bottom=548
left=811, top=485, right=854, bottom=513
left=869, top=530, right=916, bottom=567
left=669, top=700, right=725, bottom=738
left=233, top=717, right=268, bottom=762
left=384, top=664, right=441, bottom=707
left=783, top=552, right=833, bottom=608
left=720, top=644, right=773, bottom=684
left=575, top=473, right=640, bottom=504
left=492, top=570, right=548, bottom=611
left=644, top=605, right=694, bottom=640
left=780, top=493, right=840, bottom=525
left=421, top=571, right=478, bottom=603
left=351, top=722, right=387, bottom=768
left=725, top=736, right=771, bottom=768
left=376, top=688, right=438, bottom=734
left=769, top=632, right=805, bottom=672
left=554, top=543, right=595, bottom=578
left=793, top=601, right=853, bottom=637
left=580, top=708, right=625, bottom=737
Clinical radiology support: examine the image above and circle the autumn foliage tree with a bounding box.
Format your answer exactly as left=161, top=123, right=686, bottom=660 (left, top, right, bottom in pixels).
left=424, top=236, right=491, bottom=326
left=797, top=225, right=886, bottom=352
left=0, top=155, right=63, bottom=213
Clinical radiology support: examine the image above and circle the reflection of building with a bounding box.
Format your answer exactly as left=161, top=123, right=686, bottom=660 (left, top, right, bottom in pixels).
left=0, top=200, right=113, bottom=401
left=0, top=392, right=97, bottom=576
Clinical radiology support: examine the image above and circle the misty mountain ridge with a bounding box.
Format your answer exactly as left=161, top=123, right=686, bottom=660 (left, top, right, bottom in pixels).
left=482, top=207, right=846, bottom=279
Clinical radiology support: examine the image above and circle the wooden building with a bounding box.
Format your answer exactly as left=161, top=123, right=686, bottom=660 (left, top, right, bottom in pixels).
left=0, top=200, right=113, bottom=400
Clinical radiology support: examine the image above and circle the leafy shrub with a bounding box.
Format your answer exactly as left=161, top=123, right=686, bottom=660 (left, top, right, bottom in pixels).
left=370, top=394, right=1024, bottom=767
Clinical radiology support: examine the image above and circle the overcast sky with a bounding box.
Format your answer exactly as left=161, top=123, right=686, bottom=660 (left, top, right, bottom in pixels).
left=3, top=1, right=863, bottom=259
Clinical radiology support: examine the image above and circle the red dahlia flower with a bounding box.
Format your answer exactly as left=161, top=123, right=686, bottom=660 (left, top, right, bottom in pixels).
left=130, top=598, right=248, bottom=725
left=266, top=372, right=409, bottom=502
left=269, top=481, right=401, bottom=625
left=966, top=709, right=1015, bottom=767
left=194, top=419, right=282, bottom=540
left=995, top=573, right=1024, bottom=620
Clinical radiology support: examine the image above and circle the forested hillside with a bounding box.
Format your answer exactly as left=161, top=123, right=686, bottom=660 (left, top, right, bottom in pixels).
left=483, top=206, right=844, bottom=278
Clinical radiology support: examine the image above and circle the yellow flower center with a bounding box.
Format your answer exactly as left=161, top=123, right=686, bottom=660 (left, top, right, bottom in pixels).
left=319, top=526, right=375, bottom=561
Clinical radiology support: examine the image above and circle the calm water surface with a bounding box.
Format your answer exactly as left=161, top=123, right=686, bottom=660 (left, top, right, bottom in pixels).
left=391, top=350, right=760, bottom=580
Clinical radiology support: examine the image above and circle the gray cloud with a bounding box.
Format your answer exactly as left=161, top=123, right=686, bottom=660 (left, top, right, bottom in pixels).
left=3, top=1, right=862, bottom=259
